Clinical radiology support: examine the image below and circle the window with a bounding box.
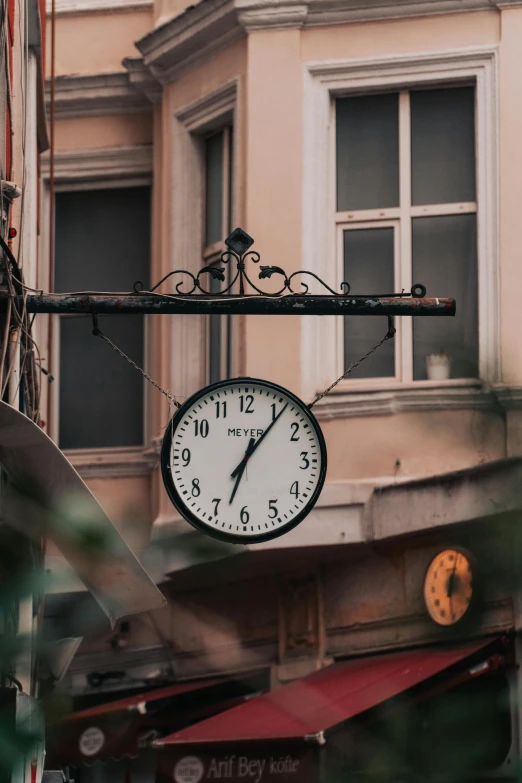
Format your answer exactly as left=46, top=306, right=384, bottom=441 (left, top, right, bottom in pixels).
left=54, top=186, right=151, bottom=450
left=336, top=86, right=478, bottom=383
left=203, top=126, right=233, bottom=385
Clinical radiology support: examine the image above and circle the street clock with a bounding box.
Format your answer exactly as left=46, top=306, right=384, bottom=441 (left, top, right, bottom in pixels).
left=161, top=377, right=327, bottom=543
left=423, top=548, right=476, bottom=627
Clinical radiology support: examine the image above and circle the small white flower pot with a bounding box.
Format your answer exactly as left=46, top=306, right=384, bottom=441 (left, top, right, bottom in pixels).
left=425, top=353, right=451, bottom=381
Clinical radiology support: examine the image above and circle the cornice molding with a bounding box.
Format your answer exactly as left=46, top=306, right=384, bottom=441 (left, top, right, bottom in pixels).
left=313, top=383, right=522, bottom=421
left=41, top=144, right=153, bottom=185
left=45, top=72, right=153, bottom=119
left=123, top=57, right=163, bottom=105
left=235, top=0, right=521, bottom=31
left=236, top=1, right=308, bottom=29
left=176, top=79, right=237, bottom=127
left=46, top=0, right=152, bottom=17
left=136, top=0, right=244, bottom=83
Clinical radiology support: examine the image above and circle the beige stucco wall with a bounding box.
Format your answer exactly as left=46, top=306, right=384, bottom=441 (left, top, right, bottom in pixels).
left=54, top=113, right=153, bottom=150
left=301, top=9, right=500, bottom=59
left=46, top=9, right=153, bottom=77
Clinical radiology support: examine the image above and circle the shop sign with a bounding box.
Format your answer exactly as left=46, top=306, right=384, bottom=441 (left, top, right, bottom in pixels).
left=79, top=726, right=105, bottom=756
left=160, top=747, right=318, bottom=783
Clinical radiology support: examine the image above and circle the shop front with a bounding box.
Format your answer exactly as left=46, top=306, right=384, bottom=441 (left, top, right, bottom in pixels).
left=156, top=636, right=515, bottom=783
left=46, top=677, right=263, bottom=778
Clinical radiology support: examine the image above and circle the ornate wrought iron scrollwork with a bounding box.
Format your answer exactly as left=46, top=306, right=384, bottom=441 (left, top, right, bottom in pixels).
left=134, top=227, right=427, bottom=299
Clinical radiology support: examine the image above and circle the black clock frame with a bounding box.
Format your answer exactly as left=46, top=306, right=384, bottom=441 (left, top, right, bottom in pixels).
left=160, top=376, right=328, bottom=544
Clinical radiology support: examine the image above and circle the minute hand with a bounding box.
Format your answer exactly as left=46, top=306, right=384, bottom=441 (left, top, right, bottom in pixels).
left=230, top=403, right=289, bottom=479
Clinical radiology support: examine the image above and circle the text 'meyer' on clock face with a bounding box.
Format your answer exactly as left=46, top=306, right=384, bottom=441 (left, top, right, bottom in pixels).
left=161, top=378, right=327, bottom=543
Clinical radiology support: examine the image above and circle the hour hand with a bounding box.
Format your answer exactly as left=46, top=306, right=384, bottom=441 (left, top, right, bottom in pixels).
left=229, top=438, right=255, bottom=504
left=231, top=438, right=255, bottom=479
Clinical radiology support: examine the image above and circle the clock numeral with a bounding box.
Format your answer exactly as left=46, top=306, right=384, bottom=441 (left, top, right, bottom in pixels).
left=271, top=403, right=281, bottom=422
left=240, top=505, right=250, bottom=524
left=299, top=452, right=309, bottom=469
left=191, top=478, right=201, bottom=497
left=239, top=395, right=254, bottom=414
left=181, top=448, right=191, bottom=467
left=194, top=419, right=209, bottom=438
left=290, top=422, right=300, bottom=441
left=212, top=498, right=221, bottom=516
left=268, top=500, right=278, bottom=519
left=290, top=481, right=300, bottom=499
left=215, top=401, right=227, bottom=419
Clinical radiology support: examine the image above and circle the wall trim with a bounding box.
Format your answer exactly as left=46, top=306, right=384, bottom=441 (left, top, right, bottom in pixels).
left=136, top=0, right=244, bottom=84
left=313, top=382, right=521, bottom=421
left=301, top=46, right=499, bottom=402
left=41, top=144, right=153, bottom=188
left=65, top=446, right=154, bottom=478
left=177, top=79, right=237, bottom=129
left=46, top=0, right=152, bottom=17
left=45, top=73, right=153, bottom=119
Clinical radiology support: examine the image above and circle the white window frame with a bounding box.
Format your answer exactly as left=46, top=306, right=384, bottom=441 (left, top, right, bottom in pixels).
left=171, top=80, right=239, bottom=400
left=338, top=219, right=403, bottom=381
left=302, top=48, right=498, bottom=406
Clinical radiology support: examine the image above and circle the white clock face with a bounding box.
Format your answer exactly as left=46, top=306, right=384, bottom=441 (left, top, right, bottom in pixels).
left=161, top=378, right=327, bottom=543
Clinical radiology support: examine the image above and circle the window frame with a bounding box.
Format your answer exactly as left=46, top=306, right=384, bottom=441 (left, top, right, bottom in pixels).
left=40, top=146, right=154, bottom=475
left=335, top=86, right=478, bottom=388
left=338, top=219, right=403, bottom=383
left=203, top=124, right=234, bottom=385
left=171, top=80, right=239, bottom=402
left=302, top=48, right=498, bottom=407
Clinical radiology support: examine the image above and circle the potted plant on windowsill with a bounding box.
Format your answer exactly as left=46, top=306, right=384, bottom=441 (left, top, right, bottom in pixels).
left=425, top=351, right=451, bottom=381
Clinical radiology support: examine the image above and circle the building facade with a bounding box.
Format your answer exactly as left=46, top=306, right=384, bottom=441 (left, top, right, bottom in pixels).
left=42, top=0, right=522, bottom=780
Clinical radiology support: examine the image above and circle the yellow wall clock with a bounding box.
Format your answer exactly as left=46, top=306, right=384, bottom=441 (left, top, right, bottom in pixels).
left=423, top=548, right=475, bottom=626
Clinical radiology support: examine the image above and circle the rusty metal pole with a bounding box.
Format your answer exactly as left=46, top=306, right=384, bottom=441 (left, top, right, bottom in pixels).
left=10, top=294, right=456, bottom=317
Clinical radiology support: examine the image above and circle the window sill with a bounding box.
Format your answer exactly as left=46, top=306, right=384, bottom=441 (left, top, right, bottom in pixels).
left=312, top=381, right=522, bottom=421
left=64, top=446, right=155, bottom=479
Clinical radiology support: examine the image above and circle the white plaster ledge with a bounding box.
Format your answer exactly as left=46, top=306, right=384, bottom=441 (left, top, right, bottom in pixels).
left=45, top=72, right=153, bottom=119
left=64, top=446, right=154, bottom=479
left=313, top=382, right=521, bottom=421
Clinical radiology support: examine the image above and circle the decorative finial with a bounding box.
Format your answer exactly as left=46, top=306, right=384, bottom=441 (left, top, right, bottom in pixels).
left=225, top=228, right=254, bottom=256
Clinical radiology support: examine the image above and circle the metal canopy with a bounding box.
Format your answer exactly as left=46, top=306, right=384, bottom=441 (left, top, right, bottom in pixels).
left=0, top=400, right=165, bottom=623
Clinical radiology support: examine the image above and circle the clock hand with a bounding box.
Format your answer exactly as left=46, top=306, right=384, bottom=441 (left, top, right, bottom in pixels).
left=230, top=403, right=289, bottom=480
left=447, top=554, right=459, bottom=598
left=229, top=438, right=255, bottom=504
left=447, top=553, right=459, bottom=620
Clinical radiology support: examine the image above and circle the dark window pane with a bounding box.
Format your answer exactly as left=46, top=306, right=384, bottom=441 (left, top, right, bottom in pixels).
left=55, top=187, right=150, bottom=292
left=55, top=187, right=150, bottom=449
left=336, top=93, right=399, bottom=211
left=344, top=228, right=395, bottom=377
left=205, top=131, right=224, bottom=246
left=227, top=126, right=234, bottom=235
left=411, top=87, right=476, bottom=205
left=59, top=315, right=144, bottom=449
left=413, top=214, right=478, bottom=380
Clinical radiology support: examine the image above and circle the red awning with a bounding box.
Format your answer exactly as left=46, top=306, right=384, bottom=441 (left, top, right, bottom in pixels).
left=157, top=638, right=502, bottom=747
left=71, top=678, right=225, bottom=719
left=45, top=677, right=242, bottom=767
